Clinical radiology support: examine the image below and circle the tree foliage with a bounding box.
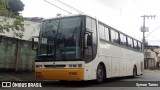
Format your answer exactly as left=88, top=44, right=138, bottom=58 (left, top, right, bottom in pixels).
left=7, top=0, right=25, bottom=15
left=0, top=0, right=24, bottom=38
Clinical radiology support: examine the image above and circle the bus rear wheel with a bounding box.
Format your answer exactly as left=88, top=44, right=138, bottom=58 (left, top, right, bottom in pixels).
left=132, top=66, right=137, bottom=78
left=96, top=64, right=104, bottom=83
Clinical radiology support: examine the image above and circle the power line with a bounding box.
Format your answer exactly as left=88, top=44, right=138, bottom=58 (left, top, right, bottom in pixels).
left=145, top=25, right=160, bottom=38
left=100, top=0, right=115, bottom=11
left=54, top=0, right=85, bottom=14
left=43, top=0, right=72, bottom=14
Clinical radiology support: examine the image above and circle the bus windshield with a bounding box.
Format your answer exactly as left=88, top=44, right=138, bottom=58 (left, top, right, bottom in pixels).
left=38, top=16, right=82, bottom=61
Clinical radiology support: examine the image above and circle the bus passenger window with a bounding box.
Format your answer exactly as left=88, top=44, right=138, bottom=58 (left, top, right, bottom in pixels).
left=111, top=30, right=115, bottom=42
left=133, top=40, right=138, bottom=49
left=120, top=34, right=127, bottom=45
left=115, top=32, right=119, bottom=43
left=123, top=35, right=127, bottom=46
left=99, top=24, right=105, bottom=40
left=127, top=37, right=130, bottom=47
left=105, top=27, right=109, bottom=41
left=138, top=42, right=141, bottom=50
left=127, top=37, right=133, bottom=48
left=130, top=39, right=133, bottom=48
left=111, top=30, right=119, bottom=44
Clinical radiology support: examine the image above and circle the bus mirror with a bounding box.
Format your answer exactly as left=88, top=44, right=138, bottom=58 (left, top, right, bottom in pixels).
left=32, top=36, right=38, bottom=51
left=87, top=34, right=92, bottom=46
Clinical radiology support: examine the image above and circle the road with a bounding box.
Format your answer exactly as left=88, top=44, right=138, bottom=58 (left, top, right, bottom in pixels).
left=1, top=70, right=160, bottom=90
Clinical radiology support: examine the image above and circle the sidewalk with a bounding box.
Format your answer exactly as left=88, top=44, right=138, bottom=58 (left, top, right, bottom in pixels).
left=0, top=71, right=35, bottom=81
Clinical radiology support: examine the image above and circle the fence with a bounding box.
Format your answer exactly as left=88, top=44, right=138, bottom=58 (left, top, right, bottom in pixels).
left=0, top=35, right=36, bottom=71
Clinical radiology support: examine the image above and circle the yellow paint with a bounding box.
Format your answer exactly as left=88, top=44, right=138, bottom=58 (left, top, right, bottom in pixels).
left=35, top=68, right=84, bottom=81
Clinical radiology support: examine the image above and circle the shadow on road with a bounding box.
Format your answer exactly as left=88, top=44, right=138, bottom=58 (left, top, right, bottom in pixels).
left=42, top=76, right=139, bottom=87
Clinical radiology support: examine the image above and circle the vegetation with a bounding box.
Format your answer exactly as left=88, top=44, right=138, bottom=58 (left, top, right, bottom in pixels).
left=7, top=0, right=24, bottom=15
left=0, top=0, right=25, bottom=38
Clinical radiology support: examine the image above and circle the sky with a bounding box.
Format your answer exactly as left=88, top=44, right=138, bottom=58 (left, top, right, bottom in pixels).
left=20, top=0, right=160, bottom=46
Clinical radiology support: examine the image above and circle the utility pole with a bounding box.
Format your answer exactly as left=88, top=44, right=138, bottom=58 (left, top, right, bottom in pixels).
left=140, top=15, right=156, bottom=52
left=140, top=15, right=156, bottom=69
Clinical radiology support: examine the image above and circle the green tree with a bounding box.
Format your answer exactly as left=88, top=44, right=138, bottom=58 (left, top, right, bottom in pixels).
left=0, top=0, right=24, bottom=38
left=7, top=0, right=25, bottom=15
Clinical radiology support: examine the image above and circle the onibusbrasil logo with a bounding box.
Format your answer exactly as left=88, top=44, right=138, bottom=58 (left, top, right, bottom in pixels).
left=1, top=82, right=42, bottom=88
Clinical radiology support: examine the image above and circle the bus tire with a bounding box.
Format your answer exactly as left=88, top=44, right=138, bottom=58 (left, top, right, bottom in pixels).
left=96, top=64, right=105, bottom=83
left=132, top=66, right=137, bottom=78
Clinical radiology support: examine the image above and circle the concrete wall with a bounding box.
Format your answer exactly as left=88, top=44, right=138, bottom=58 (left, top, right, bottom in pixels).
left=0, top=16, right=40, bottom=71
left=0, top=35, right=36, bottom=71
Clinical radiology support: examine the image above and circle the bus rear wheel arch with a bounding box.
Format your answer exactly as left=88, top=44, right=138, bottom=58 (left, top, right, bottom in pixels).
left=96, top=63, right=106, bottom=83
left=132, top=65, right=137, bottom=78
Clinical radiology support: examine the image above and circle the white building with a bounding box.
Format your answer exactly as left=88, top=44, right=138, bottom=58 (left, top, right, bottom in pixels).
left=0, top=16, right=41, bottom=40
left=144, top=46, right=160, bottom=68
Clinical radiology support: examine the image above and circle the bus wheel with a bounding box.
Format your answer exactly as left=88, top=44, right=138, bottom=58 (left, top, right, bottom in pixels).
left=133, top=66, right=137, bottom=78
left=96, top=64, right=104, bottom=83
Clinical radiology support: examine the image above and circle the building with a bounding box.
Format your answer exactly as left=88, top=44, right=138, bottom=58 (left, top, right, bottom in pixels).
left=144, top=45, right=160, bottom=69
left=0, top=16, right=42, bottom=40
left=0, top=16, right=42, bottom=71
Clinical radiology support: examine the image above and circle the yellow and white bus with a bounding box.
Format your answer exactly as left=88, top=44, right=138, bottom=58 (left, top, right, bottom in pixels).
left=32, top=15, right=144, bottom=82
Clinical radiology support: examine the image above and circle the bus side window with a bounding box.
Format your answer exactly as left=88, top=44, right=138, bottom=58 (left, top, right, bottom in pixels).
left=120, top=34, right=127, bottom=46
left=127, top=37, right=133, bottom=48
left=105, top=27, right=110, bottom=41
left=133, top=40, right=138, bottom=49
left=138, top=42, right=142, bottom=51
left=111, top=29, right=119, bottom=43
left=124, top=35, right=127, bottom=46
left=127, top=37, right=130, bottom=47
left=111, top=29, right=115, bottom=42
left=115, top=32, right=120, bottom=44
left=130, top=38, right=133, bottom=48
left=120, top=34, right=123, bottom=45
left=86, top=17, right=92, bottom=31
left=99, top=24, right=105, bottom=40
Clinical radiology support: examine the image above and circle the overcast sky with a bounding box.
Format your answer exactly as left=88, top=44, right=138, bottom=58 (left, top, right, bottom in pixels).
left=20, top=0, right=160, bottom=46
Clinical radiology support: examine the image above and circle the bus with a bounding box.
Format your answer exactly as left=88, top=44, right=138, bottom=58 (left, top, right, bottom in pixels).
left=32, top=15, right=144, bottom=82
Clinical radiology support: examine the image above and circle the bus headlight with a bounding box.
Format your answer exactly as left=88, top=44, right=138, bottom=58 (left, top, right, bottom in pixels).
left=68, top=64, right=82, bottom=68
left=69, top=64, right=76, bottom=68
left=36, top=65, right=43, bottom=68
left=78, top=64, right=82, bottom=67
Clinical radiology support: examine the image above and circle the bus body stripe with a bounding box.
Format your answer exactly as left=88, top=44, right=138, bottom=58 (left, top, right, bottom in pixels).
left=35, top=68, right=84, bottom=81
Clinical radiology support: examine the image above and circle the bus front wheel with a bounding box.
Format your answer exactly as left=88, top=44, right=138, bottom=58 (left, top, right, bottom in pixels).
left=96, top=64, right=104, bottom=83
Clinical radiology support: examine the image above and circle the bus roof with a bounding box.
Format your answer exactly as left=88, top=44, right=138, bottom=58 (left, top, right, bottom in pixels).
left=42, top=14, right=142, bottom=43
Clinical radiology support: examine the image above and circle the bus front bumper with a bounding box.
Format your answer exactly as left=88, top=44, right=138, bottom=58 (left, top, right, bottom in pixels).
left=35, top=68, right=84, bottom=81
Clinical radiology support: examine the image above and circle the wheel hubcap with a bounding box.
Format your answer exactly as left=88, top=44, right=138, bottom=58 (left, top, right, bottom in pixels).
left=97, top=67, right=103, bottom=81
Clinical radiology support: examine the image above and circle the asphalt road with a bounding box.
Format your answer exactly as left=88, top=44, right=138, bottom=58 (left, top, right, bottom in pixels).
left=1, top=70, right=160, bottom=90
